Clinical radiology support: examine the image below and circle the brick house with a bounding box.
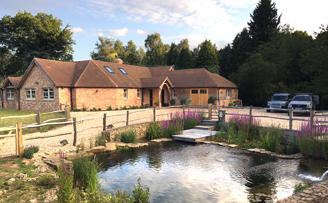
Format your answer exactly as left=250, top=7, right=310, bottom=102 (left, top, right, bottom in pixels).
left=0, top=58, right=240, bottom=111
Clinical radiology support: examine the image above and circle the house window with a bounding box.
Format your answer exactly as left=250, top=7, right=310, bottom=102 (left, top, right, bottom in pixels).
left=173, top=90, right=177, bottom=97
left=191, top=90, right=198, bottom=94
left=124, top=89, right=128, bottom=100
left=200, top=89, right=207, bottom=94
left=104, top=66, right=114, bottom=74
left=7, top=90, right=14, bottom=100
left=227, top=89, right=230, bottom=97
left=43, top=88, right=54, bottom=100
left=26, top=88, right=35, bottom=100
left=119, top=68, right=128, bottom=75
left=137, top=89, right=141, bottom=99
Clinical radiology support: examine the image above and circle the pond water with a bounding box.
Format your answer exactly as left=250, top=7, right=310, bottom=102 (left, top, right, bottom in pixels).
left=98, top=142, right=328, bottom=203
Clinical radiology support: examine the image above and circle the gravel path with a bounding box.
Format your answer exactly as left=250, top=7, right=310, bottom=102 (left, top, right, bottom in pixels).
left=1, top=107, right=327, bottom=157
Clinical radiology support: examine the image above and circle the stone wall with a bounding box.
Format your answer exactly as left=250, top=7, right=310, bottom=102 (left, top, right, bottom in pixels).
left=101, top=121, right=163, bottom=141
left=20, top=64, right=60, bottom=111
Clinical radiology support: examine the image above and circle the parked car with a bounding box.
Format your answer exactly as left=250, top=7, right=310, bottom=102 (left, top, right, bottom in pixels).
left=266, top=93, right=292, bottom=112
left=288, top=93, right=319, bottom=115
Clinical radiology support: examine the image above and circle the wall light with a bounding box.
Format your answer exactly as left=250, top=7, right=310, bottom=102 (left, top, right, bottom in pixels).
left=35, top=82, right=38, bottom=85
left=96, top=90, right=98, bottom=93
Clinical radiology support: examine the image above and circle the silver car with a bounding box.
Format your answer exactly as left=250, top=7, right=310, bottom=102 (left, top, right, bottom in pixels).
left=288, top=94, right=319, bottom=115
left=267, top=93, right=292, bottom=112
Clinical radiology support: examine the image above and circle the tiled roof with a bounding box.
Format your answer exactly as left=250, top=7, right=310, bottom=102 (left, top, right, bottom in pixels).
left=16, top=58, right=238, bottom=89
left=8, top=76, right=23, bottom=87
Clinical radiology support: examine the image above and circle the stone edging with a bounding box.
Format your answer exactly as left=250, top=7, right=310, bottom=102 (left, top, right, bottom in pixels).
left=200, top=140, right=303, bottom=160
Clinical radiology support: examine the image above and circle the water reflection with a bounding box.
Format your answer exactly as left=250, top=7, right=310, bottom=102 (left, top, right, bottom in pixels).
left=98, top=142, right=328, bottom=202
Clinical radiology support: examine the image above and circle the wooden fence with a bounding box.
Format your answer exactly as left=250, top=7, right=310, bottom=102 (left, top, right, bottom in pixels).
left=0, top=123, right=23, bottom=157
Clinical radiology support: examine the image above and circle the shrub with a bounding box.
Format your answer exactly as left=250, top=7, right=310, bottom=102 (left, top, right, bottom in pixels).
left=82, top=106, right=87, bottom=111
left=98, top=108, right=102, bottom=111
left=186, top=98, right=192, bottom=105
left=122, top=106, right=127, bottom=110
left=120, top=130, right=138, bottom=143
left=294, top=183, right=309, bottom=193
left=154, top=102, right=159, bottom=107
left=259, top=126, right=281, bottom=153
left=170, top=99, right=175, bottom=105
left=107, top=105, right=112, bottom=111
left=133, top=178, right=151, bottom=203
left=32, top=146, right=39, bottom=153
left=92, top=107, right=97, bottom=111
left=95, top=135, right=106, bottom=147
left=180, top=99, right=186, bottom=105
left=72, top=157, right=100, bottom=193
left=116, top=108, right=119, bottom=110
left=208, top=96, right=215, bottom=104
left=76, top=145, right=80, bottom=154
left=39, top=173, right=53, bottom=186
left=146, top=123, right=162, bottom=140
left=23, top=147, right=35, bottom=159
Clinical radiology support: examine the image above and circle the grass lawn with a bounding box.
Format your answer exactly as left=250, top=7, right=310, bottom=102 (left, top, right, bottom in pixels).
left=0, top=109, right=66, bottom=135
left=0, top=158, right=55, bottom=202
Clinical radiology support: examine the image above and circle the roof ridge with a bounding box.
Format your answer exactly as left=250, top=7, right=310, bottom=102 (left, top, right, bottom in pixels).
left=90, top=60, right=118, bottom=87
left=70, top=60, right=79, bottom=86
left=203, top=69, right=220, bottom=87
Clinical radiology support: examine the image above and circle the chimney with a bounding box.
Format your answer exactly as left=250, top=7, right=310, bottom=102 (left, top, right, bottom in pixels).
left=114, top=57, right=123, bottom=64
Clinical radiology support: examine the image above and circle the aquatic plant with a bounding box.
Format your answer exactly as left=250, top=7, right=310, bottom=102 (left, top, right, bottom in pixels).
left=294, top=183, right=309, bottom=193
left=259, top=126, right=281, bottom=153
left=120, top=130, right=138, bottom=143
left=297, top=118, right=328, bottom=159
left=146, top=123, right=162, bottom=140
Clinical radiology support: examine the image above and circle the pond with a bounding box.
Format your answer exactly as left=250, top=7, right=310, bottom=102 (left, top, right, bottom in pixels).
left=98, top=142, right=328, bottom=202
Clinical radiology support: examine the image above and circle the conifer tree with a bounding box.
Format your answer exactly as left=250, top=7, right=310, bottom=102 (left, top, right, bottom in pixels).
left=248, top=0, right=281, bottom=48
left=195, top=39, right=218, bottom=68
left=166, top=43, right=179, bottom=65
left=175, top=48, right=193, bottom=69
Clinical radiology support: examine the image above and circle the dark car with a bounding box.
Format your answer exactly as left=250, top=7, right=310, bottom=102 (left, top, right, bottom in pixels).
left=266, top=93, right=292, bottom=112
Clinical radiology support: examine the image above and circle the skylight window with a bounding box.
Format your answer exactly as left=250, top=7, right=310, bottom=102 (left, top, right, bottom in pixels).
left=119, top=68, right=128, bottom=75
left=104, top=66, right=114, bottom=74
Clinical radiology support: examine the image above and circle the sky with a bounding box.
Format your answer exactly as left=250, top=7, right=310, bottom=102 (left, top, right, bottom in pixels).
left=0, top=0, right=327, bottom=61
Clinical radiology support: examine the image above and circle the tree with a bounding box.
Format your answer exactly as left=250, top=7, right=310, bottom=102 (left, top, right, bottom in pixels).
left=0, top=11, right=75, bottom=73
left=166, top=43, right=179, bottom=65
left=177, top=38, right=189, bottom=52
left=121, top=40, right=140, bottom=65
left=228, top=28, right=253, bottom=76
left=300, top=25, right=328, bottom=109
left=195, top=39, right=218, bottom=68
left=175, top=48, right=193, bottom=69
left=144, top=32, right=170, bottom=66
left=248, top=0, right=281, bottom=49
left=90, top=37, right=123, bottom=62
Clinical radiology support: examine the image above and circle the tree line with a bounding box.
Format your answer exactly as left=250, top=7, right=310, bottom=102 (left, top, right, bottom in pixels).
left=1, top=0, right=328, bottom=109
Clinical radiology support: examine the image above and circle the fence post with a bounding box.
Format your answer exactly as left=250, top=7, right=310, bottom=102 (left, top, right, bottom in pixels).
left=73, top=117, right=77, bottom=146
left=65, top=105, right=70, bottom=121
left=310, top=109, right=315, bottom=134
left=183, top=104, right=185, bottom=120
left=36, top=111, right=41, bottom=131
left=126, top=110, right=129, bottom=126
left=289, top=108, right=293, bottom=130
left=249, top=105, right=253, bottom=126
left=15, top=123, right=19, bottom=156
left=17, top=122, right=23, bottom=158
left=103, top=113, right=107, bottom=131
left=153, top=107, right=156, bottom=122
left=208, top=104, right=212, bottom=120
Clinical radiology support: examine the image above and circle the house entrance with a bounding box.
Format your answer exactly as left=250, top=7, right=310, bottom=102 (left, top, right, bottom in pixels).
left=149, top=90, right=153, bottom=107
left=190, top=89, right=208, bottom=105
left=161, top=89, right=164, bottom=105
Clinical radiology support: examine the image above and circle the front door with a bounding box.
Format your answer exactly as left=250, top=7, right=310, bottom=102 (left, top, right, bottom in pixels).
left=190, top=89, right=199, bottom=105
left=161, top=89, right=165, bottom=105
left=149, top=89, right=153, bottom=107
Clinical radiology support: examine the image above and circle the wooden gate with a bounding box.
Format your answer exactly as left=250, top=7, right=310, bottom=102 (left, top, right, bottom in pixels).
left=0, top=123, right=23, bottom=157
left=190, top=89, right=208, bottom=105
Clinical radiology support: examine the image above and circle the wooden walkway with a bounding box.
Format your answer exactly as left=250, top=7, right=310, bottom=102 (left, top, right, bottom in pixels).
left=172, top=128, right=218, bottom=143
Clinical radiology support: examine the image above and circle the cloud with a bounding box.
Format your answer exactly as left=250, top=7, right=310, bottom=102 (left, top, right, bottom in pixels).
left=79, top=0, right=254, bottom=36
left=107, top=28, right=129, bottom=36
left=137, top=30, right=149, bottom=36
left=70, top=27, right=86, bottom=33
